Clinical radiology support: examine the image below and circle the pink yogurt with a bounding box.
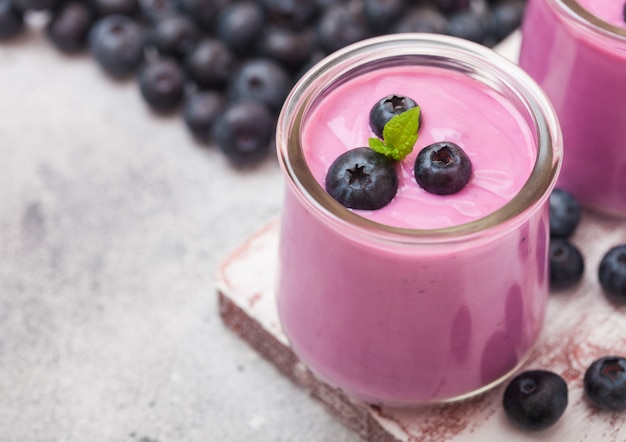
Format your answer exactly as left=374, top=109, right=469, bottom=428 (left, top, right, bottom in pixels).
left=519, top=0, right=626, bottom=215
left=276, top=35, right=562, bottom=405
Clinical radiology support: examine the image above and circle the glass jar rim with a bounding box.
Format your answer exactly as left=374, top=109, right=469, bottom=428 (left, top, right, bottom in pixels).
left=559, top=0, right=626, bottom=39
left=276, top=34, right=562, bottom=243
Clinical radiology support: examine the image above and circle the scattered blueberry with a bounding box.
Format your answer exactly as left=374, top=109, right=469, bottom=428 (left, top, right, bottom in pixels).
left=391, top=6, right=447, bottom=34
left=0, top=0, right=24, bottom=40
left=486, top=0, right=525, bottom=43
left=228, top=58, right=291, bottom=111
left=177, top=0, right=232, bottom=32
left=89, top=15, right=145, bottom=78
left=215, top=1, right=265, bottom=56
left=149, top=14, right=200, bottom=60
left=89, top=0, right=138, bottom=18
left=502, top=370, right=568, bottom=431
left=325, top=147, right=398, bottom=210
left=260, top=0, right=319, bottom=30
left=185, top=38, right=235, bottom=90
left=599, top=244, right=626, bottom=303
left=549, top=239, right=584, bottom=291
left=138, top=58, right=185, bottom=113
left=256, top=26, right=315, bottom=73
left=46, top=1, right=94, bottom=53
left=369, top=94, right=419, bottom=140
left=435, top=0, right=470, bottom=14
left=363, top=0, right=407, bottom=33
left=584, top=356, right=626, bottom=412
left=137, top=0, right=178, bottom=24
left=12, top=0, right=57, bottom=12
left=315, top=4, right=370, bottom=54
left=414, top=141, right=472, bottom=195
left=183, top=90, right=225, bottom=141
left=445, top=9, right=486, bottom=43
left=212, top=100, right=274, bottom=165
left=549, top=188, right=581, bottom=239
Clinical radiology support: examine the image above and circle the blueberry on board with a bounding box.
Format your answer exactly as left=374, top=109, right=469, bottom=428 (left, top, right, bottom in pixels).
left=502, top=370, right=568, bottom=431
left=549, top=188, right=581, bottom=239
left=325, top=147, right=398, bottom=210
left=391, top=6, right=447, bottom=34
left=185, top=38, right=235, bottom=90
left=183, top=90, right=224, bottom=141
left=414, top=141, right=472, bottom=195
left=46, top=1, right=94, bottom=53
left=216, top=1, right=265, bottom=56
left=369, top=94, right=419, bottom=139
left=149, top=14, right=200, bottom=60
left=0, top=0, right=24, bottom=40
left=599, top=245, right=626, bottom=302
left=212, top=100, right=274, bottom=165
left=256, top=26, right=315, bottom=73
left=89, top=15, right=145, bottom=78
left=260, top=0, right=319, bottom=30
left=584, top=356, right=626, bottom=411
left=363, top=0, right=407, bottom=33
left=316, top=4, right=370, bottom=54
left=549, top=239, right=584, bottom=291
left=138, top=58, right=185, bottom=113
left=228, top=58, right=291, bottom=112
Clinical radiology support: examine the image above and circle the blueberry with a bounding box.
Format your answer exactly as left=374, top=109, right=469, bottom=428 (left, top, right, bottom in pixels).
left=486, top=0, right=525, bottom=43
left=183, top=90, right=224, bottom=141
left=445, top=9, right=486, bottom=44
left=185, top=38, right=235, bottom=90
left=369, top=94, right=419, bottom=139
left=137, top=0, right=177, bottom=24
left=256, top=26, right=315, bottom=73
left=215, top=1, right=265, bottom=56
left=178, top=0, right=232, bottom=31
left=316, top=4, right=370, bottom=54
left=89, top=15, right=145, bottom=78
left=212, top=100, right=274, bottom=165
left=0, top=0, right=24, bottom=40
left=363, top=0, right=407, bottom=33
left=149, top=14, right=199, bottom=60
left=549, top=188, right=581, bottom=239
left=260, top=0, right=319, bottom=29
left=46, top=1, right=94, bottom=53
left=599, top=245, right=626, bottom=302
left=325, top=147, right=398, bottom=210
left=391, top=6, right=447, bottom=34
left=228, top=58, right=291, bottom=112
left=435, top=0, right=470, bottom=14
left=502, top=370, right=568, bottom=431
left=138, top=58, right=185, bottom=113
left=12, top=0, right=57, bottom=12
left=89, top=0, right=138, bottom=17
left=584, top=356, right=626, bottom=411
left=414, top=141, right=472, bottom=195
left=549, top=239, right=584, bottom=291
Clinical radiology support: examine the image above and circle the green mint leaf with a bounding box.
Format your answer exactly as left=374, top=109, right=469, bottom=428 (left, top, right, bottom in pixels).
left=368, top=106, right=421, bottom=161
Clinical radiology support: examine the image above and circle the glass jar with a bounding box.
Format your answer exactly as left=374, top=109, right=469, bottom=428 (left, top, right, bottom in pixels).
left=276, top=34, right=562, bottom=406
left=519, top=0, right=626, bottom=216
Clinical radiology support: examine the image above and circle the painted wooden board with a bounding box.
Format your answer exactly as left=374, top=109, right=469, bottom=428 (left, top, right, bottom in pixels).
left=215, top=32, right=626, bottom=441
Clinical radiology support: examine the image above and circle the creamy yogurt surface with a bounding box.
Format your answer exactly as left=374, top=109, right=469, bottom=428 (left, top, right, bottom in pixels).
left=301, top=65, right=536, bottom=229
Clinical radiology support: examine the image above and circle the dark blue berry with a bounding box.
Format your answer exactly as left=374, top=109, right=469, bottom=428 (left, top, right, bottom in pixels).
left=502, top=370, right=568, bottom=431
left=316, top=4, right=370, bottom=54
left=149, top=14, right=199, bottom=60
left=445, top=9, right=486, bottom=44
left=46, top=1, right=94, bottom=53
left=549, top=188, right=581, bottom=239
left=183, top=90, right=224, bottom=141
left=215, top=1, right=265, bottom=56
left=369, top=94, right=419, bottom=139
left=212, top=100, right=274, bottom=165
left=89, top=0, right=138, bottom=17
left=228, top=58, right=291, bottom=112
left=414, top=141, right=472, bottom=195
left=325, top=147, right=398, bottom=210
left=89, top=15, right=145, bottom=78
left=178, top=0, right=232, bottom=32
left=584, top=356, right=626, bottom=411
left=260, top=0, right=319, bottom=29
left=599, top=245, right=626, bottom=303
left=391, top=6, right=447, bottom=34
left=486, top=0, right=525, bottom=43
left=435, top=0, right=469, bottom=14
left=549, top=239, right=584, bottom=291
left=256, top=26, right=315, bottom=73
left=363, top=0, right=407, bottom=33
left=0, top=0, right=24, bottom=40
left=13, top=0, right=57, bottom=12
left=138, top=58, right=185, bottom=113
left=138, top=0, right=177, bottom=24
left=185, top=38, right=235, bottom=90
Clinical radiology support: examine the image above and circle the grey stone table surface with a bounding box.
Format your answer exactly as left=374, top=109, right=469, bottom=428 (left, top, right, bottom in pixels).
left=0, top=23, right=358, bottom=442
